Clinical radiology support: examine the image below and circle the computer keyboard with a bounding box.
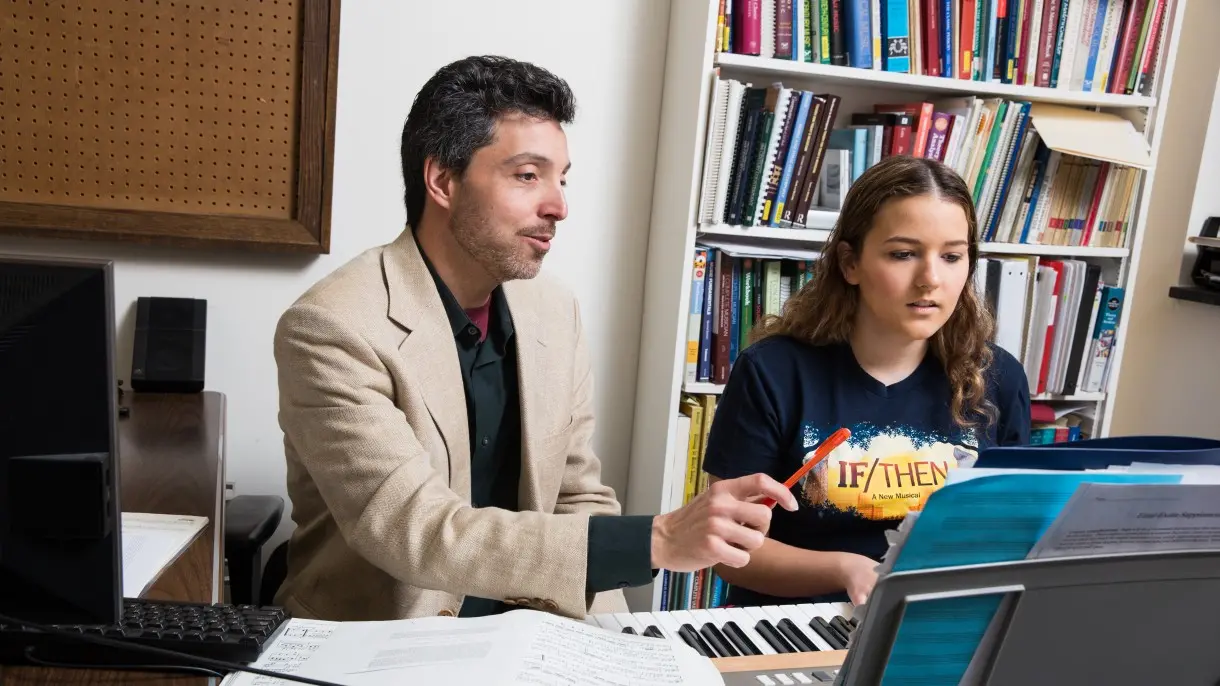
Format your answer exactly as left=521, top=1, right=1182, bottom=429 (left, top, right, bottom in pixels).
left=0, top=598, right=290, bottom=670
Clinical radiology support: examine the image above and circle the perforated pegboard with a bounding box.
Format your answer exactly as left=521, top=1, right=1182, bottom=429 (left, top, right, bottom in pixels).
left=0, top=0, right=302, bottom=219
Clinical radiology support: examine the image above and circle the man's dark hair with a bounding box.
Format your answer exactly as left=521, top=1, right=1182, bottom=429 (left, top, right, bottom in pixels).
left=401, top=55, right=577, bottom=229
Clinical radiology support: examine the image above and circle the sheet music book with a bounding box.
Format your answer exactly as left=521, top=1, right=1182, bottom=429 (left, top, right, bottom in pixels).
left=846, top=468, right=1206, bottom=685
left=121, top=512, right=209, bottom=598
left=219, top=608, right=725, bottom=686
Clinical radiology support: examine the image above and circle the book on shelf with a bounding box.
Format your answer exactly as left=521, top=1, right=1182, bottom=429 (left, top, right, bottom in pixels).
left=682, top=246, right=1125, bottom=399
left=716, top=0, right=1171, bottom=99
left=659, top=394, right=731, bottom=612
left=697, top=71, right=1149, bottom=249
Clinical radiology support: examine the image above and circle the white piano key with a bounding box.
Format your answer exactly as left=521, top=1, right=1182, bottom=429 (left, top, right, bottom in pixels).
left=632, top=611, right=669, bottom=638
left=654, top=612, right=687, bottom=645
left=792, top=672, right=814, bottom=684
left=595, top=613, right=622, bottom=632
left=614, top=612, right=645, bottom=634
left=773, top=674, right=796, bottom=685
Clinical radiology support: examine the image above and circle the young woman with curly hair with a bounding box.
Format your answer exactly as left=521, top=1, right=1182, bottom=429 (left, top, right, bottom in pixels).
left=701, top=155, right=1031, bottom=609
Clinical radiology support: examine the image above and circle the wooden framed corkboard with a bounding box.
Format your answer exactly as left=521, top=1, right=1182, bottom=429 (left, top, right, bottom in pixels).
left=0, top=0, right=339, bottom=253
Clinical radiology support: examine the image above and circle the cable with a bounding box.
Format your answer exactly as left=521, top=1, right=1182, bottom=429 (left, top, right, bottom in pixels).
left=0, top=611, right=348, bottom=686
left=23, top=646, right=225, bottom=678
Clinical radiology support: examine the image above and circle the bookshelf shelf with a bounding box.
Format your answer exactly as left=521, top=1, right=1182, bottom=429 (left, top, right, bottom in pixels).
left=685, top=383, right=1105, bottom=404
left=626, top=0, right=1185, bottom=613
left=697, top=224, right=1130, bottom=258
left=714, top=53, right=1159, bottom=110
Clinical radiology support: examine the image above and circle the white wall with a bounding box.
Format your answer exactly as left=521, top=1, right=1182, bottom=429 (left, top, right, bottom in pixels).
left=1110, top=0, right=1220, bottom=436
left=0, top=1, right=672, bottom=549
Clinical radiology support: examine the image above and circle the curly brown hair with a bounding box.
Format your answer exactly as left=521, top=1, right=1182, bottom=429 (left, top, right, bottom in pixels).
left=752, top=155, right=997, bottom=430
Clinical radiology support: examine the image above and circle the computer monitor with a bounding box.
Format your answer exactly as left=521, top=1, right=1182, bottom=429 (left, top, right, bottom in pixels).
left=0, top=255, right=122, bottom=626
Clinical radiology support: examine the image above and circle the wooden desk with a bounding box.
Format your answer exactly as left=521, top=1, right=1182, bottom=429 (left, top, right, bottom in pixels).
left=0, top=391, right=227, bottom=685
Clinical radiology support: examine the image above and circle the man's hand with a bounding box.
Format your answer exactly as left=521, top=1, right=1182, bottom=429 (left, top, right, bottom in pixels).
left=832, top=552, right=879, bottom=606
left=651, top=473, right=798, bottom=572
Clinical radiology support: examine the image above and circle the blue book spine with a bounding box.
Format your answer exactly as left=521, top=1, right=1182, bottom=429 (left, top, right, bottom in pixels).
left=845, top=0, right=874, bottom=68
left=1083, top=0, right=1110, bottom=92
left=984, top=0, right=1000, bottom=81
left=941, top=0, right=953, bottom=77
left=882, top=0, right=911, bottom=73
left=770, top=91, right=811, bottom=227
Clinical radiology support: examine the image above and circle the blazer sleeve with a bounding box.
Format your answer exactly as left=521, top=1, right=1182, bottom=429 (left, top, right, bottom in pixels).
left=274, top=302, right=594, bottom=619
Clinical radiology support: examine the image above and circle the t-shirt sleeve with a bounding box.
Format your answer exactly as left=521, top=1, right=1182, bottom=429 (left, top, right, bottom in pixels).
left=994, top=352, right=1032, bottom=446
left=700, top=351, right=786, bottom=482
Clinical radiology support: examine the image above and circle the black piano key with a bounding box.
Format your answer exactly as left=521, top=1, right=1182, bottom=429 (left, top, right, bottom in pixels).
left=830, top=615, right=855, bottom=638
left=848, top=615, right=860, bottom=628
left=826, top=617, right=852, bottom=646
left=643, top=625, right=664, bottom=639
left=621, top=626, right=637, bottom=635
left=721, top=621, right=761, bottom=656
left=699, top=623, right=739, bottom=657
left=754, top=620, right=796, bottom=654
left=777, top=618, right=819, bottom=652
left=809, top=617, right=846, bottom=649
left=679, top=624, right=716, bottom=658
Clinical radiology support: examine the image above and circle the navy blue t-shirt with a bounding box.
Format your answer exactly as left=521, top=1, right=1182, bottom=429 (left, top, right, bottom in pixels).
left=701, top=336, right=1030, bottom=607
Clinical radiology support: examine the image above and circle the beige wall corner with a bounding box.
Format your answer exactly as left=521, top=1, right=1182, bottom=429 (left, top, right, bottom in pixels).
left=1110, top=0, right=1220, bottom=436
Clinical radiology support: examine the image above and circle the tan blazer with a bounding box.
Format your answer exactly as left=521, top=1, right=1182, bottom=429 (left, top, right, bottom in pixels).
left=272, top=229, right=630, bottom=621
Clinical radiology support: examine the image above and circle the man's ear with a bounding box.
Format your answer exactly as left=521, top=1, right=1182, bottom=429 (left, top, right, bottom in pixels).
left=838, top=242, right=861, bottom=285
left=423, top=157, right=457, bottom=213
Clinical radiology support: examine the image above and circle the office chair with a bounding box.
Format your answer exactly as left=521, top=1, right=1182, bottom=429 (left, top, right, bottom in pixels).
left=224, top=494, right=284, bottom=606
left=260, top=540, right=290, bottom=606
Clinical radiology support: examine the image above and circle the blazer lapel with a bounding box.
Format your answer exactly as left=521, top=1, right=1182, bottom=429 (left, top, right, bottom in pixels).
left=382, top=231, right=471, bottom=501
left=504, top=283, right=549, bottom=512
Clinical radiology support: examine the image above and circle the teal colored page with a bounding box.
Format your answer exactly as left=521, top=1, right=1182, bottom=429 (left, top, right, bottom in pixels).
left=892, top=472, right=1183, bottom=572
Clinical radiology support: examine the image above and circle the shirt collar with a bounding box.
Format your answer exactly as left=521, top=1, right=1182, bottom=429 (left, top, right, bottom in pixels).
left=419, top=246, right=514, bottom=347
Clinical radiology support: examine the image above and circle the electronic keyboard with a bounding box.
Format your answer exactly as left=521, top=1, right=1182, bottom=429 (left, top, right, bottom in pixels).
left=586, top=602, right=858, bottom=660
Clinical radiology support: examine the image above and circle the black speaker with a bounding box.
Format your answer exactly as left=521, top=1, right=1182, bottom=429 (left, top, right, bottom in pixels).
left=130, top=297, right=206, bottom=393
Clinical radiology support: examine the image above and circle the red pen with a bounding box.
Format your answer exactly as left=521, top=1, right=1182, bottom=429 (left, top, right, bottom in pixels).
left=760, top=427, right=851, bottom=508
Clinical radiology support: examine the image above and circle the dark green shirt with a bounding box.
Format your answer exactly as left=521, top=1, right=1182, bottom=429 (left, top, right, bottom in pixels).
left=420, top=254, right=654, bottom=617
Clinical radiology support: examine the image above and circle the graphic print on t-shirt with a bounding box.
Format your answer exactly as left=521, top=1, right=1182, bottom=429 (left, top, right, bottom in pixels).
left=799, top=421, right=978, bottom=521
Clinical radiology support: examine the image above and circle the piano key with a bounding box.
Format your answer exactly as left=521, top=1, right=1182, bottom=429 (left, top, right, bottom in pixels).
left=811, top=616, right=847, bottom=650
left=614, top=613, right=647, bottom=635
left=592, top=613, right=621, bottom=632
left=653, top=611, right=688, bottom=645
left=759, top=606, right=826, bottom=653
left=671, top=610, right=727, bottom=658
left=643, top=625, right=665, bottom=639
left=632, top=611, right=670, bottom=640
left=720, top=608, right=776, bottom=656
left=720, top=620, right=761, bottom=656
left=744, top=607, right=799, bottom=653
left=754, top=618, right=796, bottom=653
left=786, top=605, right=837, bottom=652
left=830, top=615, right=854, bottom=638
left=825, top=618, right=851, bottom=646
left=676, top=624, right=714, bottom=657
left=689, top=610, right=741, bottom=658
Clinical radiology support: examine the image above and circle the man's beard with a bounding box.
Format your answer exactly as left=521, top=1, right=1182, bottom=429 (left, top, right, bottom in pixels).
left=450, top=196, right=552, bottom=283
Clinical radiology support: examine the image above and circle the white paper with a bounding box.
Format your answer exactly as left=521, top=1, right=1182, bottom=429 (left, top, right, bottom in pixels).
left=219, top=609, right=725, bottom=686
left=121, top=512, right=209, bottom=598
left=1028, top=483, right=1220, bottom=559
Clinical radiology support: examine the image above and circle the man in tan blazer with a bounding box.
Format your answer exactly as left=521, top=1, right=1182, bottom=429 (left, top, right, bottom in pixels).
left=272, top=55, right=796, bottom=622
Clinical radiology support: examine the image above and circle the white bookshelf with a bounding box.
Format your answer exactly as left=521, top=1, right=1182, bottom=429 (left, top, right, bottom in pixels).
left=624, top=0, right=1187, bottom=611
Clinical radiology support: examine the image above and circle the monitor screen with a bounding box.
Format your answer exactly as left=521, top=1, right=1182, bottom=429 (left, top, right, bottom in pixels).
left=0, top=255, right=122, bottom=626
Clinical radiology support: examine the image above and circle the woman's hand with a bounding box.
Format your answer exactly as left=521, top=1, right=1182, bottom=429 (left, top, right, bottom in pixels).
left=832, top=552, right=879, bottom=606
